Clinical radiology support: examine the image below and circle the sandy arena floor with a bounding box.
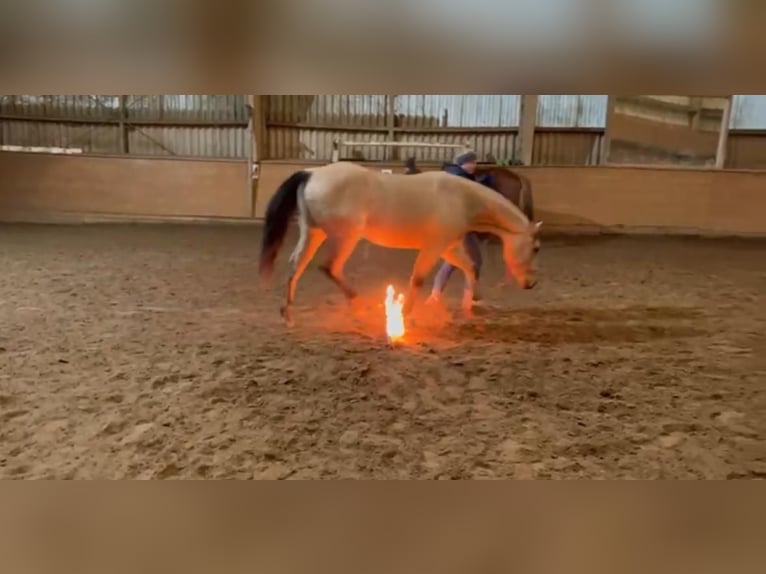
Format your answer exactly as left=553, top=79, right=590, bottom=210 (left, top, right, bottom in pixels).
left=0, top=224, right=764, bottom=479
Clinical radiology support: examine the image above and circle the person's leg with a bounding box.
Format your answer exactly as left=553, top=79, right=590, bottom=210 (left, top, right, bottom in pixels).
left=463, top=232, right=484, bottom=300
left=431, top=259, right=456, bottom=297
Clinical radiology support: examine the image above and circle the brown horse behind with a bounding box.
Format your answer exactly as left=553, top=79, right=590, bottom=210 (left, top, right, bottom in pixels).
left=403, top=158, right=535, bottom=236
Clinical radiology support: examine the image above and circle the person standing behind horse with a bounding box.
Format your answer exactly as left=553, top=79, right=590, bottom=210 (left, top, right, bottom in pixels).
left=428, top=150, right=497, bottom=304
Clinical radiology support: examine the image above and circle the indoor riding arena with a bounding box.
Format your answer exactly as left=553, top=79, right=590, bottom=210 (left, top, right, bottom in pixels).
left=1, top=95, right=764, bottom=480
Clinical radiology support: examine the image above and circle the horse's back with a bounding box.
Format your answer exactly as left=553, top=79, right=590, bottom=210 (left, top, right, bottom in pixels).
left=309, top=161, right=442, bottom=197
left=304, top=162, right=450, bottom=225
left=308, top=161, right=372, bottom=181
left=305, top=162, right=375, bottom=198
left=306, top=161, right=476, bottom=210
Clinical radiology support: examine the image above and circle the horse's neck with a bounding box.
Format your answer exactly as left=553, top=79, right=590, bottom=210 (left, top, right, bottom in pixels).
left=478, top=187, right=528, bottom=233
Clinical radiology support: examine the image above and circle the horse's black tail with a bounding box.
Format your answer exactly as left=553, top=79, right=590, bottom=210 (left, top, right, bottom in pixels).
left=259, top=170, right=313, bottom=281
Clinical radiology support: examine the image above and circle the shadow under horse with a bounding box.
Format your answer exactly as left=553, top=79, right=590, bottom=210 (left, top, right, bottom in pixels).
left=403, top=157, right=535, bottom=243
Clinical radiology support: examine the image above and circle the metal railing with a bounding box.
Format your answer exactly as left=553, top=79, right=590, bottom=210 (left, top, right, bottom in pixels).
left=331, top=139, right=471, bottom=163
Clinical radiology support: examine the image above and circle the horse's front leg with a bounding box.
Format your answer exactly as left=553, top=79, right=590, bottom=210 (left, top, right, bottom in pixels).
left=318, top=234, right=360, bottom=305
left=441, top=242, right=479, bottom=318
left=403, top=248, right=441, bottom=316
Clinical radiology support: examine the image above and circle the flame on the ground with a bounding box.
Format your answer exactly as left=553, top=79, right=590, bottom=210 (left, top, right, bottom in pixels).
left=384, top=284, right=405, bottom=342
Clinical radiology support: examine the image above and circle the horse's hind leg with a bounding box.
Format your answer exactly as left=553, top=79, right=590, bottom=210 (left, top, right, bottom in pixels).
left=441, top=242, right=478, bottom=318
left=281, top=228, right=325, bottom=326
left=318, top=234, right=360, bottom=303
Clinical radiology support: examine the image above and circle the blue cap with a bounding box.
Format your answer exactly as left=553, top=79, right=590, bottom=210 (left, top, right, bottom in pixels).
left=454, top=150, right=478, bottom=165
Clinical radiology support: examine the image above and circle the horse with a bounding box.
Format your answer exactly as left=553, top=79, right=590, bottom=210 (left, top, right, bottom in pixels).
left=258, top=161, right=542, bottom=327
left=403, top=157, right=535, bottom=230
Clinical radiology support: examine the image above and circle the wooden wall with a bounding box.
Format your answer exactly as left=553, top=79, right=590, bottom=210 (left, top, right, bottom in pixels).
left=0, top=152, right=251, bottom=223
left=1, top=152, right=765, bottom=237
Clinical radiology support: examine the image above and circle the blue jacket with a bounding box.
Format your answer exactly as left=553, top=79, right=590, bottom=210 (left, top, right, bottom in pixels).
left=444, top=163, right=497, bottom=191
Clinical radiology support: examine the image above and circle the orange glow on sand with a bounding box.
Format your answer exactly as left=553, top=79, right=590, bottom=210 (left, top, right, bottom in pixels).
left=384, top=284, right=405, bottom=342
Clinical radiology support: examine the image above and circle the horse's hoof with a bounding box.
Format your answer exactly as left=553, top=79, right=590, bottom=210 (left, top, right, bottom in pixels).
left=280, top=306, right=295, bottom=327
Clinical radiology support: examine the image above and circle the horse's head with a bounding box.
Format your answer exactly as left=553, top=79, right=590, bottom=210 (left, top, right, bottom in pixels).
left=503, top=220, right=542, bottom=290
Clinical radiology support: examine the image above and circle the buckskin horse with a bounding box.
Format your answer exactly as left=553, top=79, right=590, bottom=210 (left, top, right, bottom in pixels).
left=259, top=161, right=542, bottom=327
